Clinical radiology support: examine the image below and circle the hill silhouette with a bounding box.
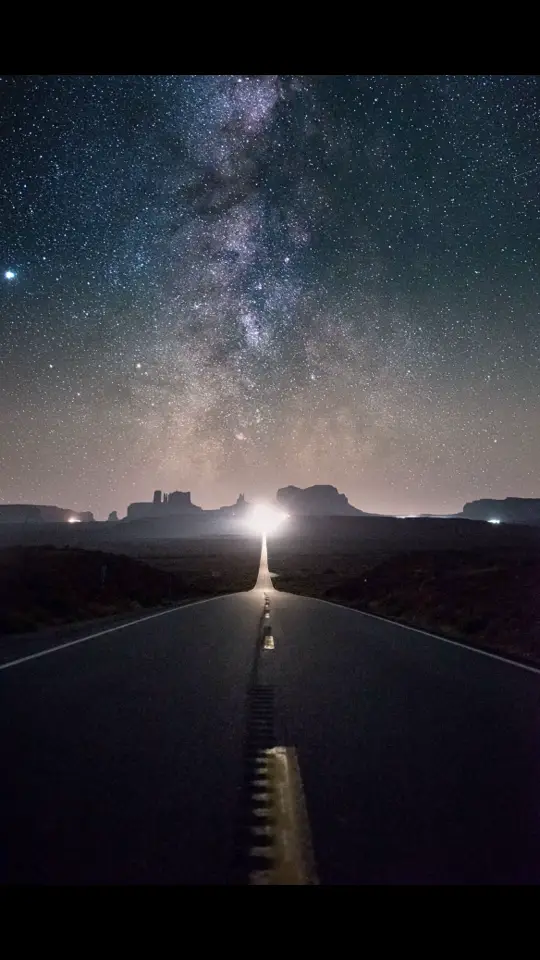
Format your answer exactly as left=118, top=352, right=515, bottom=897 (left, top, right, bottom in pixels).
left=276, top=485, right=366, bottom=516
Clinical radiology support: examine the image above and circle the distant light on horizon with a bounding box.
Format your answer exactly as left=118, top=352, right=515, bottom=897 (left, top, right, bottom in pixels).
left=488, top=518, right=501, bottom=524
left=246, top=502, right=288, bottom=535
left=67, top=516, right=81, bottom=523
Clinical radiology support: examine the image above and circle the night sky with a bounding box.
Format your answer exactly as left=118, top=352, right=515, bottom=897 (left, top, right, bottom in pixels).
left=1, top=75, right=539, bottom=519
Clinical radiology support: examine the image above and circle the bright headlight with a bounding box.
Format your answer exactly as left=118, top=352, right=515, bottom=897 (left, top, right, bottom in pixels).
left=246, top=503, right=287, bottom=535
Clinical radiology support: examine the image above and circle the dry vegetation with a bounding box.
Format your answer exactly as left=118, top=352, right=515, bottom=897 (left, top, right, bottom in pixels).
left=0, top=536, right=260, bottom=636
left=268, top=516, right=540, bottom=666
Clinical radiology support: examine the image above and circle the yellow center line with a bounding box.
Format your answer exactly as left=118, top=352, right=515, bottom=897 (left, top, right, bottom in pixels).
left=249, top=746, right=319, bottom=885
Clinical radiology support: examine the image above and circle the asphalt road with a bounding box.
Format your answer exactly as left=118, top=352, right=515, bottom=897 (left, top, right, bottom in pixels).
left=1, top=536, right=540, bottom=884
left=0, top=593, right=263, bottom=884
left=269, top=590, right=540, bottom=884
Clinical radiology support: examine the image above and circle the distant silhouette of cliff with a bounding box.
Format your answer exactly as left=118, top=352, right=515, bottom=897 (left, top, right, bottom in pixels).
left=215, top=493, right=249, bottom=518
left=126, top=490, right=249, bottom=521
left=0, top=504, right=93, bottom=523
left=462, top=498, right=540, bottom=525
left=0, top=505, right=42, bottom=523
left=276, top=485, right=366, bottom=516
left=127, top=490, right=203, bottom=520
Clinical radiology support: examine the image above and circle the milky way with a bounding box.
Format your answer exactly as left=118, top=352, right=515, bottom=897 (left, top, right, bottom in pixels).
left=1, top=75, right=539, bottom=517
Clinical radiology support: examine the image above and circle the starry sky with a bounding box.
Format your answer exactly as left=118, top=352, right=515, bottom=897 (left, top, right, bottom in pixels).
left=1, top=75, right=539, bottom=519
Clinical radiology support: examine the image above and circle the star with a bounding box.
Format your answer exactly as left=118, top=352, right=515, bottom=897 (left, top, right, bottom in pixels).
left=4, top=270, right=16, bottom=280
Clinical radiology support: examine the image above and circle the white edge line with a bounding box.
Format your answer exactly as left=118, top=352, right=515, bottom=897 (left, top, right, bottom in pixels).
left=0, top=593, right=240, bottom=672
left=281, top=591, right=540, bottom=677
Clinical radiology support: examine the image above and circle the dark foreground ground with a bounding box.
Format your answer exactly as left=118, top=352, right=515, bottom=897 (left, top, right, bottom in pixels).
left=268, top=516, right=540, bottom=666
left=0, top=537, right=260, bottom=637
left=2, top=579, right=540, bottom=884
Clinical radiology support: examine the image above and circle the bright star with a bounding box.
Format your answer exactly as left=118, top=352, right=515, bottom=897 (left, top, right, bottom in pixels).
left=4, top=270, right=15, bottom=280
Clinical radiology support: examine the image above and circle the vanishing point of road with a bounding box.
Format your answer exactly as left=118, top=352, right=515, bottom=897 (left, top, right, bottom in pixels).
left=1, top=535, right=540, bottom=884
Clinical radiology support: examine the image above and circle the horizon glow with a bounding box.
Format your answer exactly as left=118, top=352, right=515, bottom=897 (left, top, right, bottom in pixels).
left=246, top=503, right=288, bottom=535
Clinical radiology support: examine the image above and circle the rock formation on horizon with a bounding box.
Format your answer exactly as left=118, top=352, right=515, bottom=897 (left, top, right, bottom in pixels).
left=276, top=485, right=366, bottom=516
left=217, top=493, right=249, bottom=517
left=462, top=497, right=540, bottom=525
left=0, top=504, right=93, bottom=523
left=126, top=489, right=250, bottom=521
left=127, top=490, right=203, bottom=520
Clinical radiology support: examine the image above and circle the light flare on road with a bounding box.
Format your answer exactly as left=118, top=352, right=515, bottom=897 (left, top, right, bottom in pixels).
left=254, top=534, right=274, bottom=594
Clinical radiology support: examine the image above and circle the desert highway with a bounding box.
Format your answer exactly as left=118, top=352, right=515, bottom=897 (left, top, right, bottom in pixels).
left=1, top=536, right=540, bottom=884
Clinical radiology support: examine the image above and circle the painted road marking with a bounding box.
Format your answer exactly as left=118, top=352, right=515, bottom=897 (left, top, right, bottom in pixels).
left=262, top=619, right=275, bottom=651
left=302, top=594, right=540, bottom=677
left=261, top=595, right=275, bottom=649
left=249, top=746, right=318, bottom=885
left=0, top=594, right=231, bottom=673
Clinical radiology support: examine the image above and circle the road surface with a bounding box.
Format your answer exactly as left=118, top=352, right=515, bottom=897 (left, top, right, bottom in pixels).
left=1, top=535, right=540, bottom=884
